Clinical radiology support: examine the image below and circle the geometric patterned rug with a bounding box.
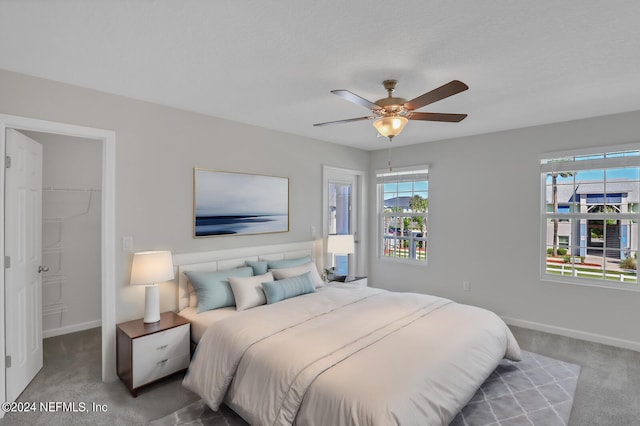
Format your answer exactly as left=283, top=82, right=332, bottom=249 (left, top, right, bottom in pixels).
left=451, top=351, right=581, bottom=426
left=150, top=351, right=580, bottom=426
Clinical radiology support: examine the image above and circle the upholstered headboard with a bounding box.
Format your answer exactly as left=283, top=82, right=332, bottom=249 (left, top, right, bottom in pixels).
left=172, top=240, right=322, bottom=311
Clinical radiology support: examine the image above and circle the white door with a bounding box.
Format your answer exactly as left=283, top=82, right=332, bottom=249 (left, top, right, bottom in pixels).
left=325, top=168, right=360, bottom=276
left=4, top=129, right=43, bottom=402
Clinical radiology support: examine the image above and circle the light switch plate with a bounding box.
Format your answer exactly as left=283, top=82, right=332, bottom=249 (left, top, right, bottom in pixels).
left=122, top=236, right=133, bottom=251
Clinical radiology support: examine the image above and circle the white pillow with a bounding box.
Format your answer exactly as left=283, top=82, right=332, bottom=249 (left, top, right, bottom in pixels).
left=229, top=272, right=273, bottom=311
left=270, top=262, right=325, bottom=288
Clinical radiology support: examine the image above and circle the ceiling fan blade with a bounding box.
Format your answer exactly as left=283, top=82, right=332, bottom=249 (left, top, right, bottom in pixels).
left=408, top=112, right=468, bottom=122
left=331, top=90, right=381, bottom=111
left=313, top=116, right=376, bottom=127
left=404, top=80, right=469, bottom=111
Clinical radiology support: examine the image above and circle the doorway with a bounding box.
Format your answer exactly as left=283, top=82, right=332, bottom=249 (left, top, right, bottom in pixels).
left=587, top=220, right=622, bottom=258
left=0, top=114, right=116, bottom=411
left=322, top=165, right=366, bottom=277
left=23, top=130, right=102, bottom=339
left=328, top=180, right=354, bottom=275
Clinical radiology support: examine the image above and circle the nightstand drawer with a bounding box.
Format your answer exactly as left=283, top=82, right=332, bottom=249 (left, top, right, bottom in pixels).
left=117, top=312, right=191, bottom=396
left=133, top=323, right=190, bottom=363
left=132, top=353, right=190, bottom=388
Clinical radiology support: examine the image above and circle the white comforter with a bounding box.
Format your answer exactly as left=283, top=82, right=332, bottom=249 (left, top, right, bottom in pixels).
left=183, top=286, right=521, bottom=426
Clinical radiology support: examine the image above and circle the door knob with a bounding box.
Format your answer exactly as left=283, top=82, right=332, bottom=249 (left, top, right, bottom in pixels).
left=38, top=265, right=49, bottom=273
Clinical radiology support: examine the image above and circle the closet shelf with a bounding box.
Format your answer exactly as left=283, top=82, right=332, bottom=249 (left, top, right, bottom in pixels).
left=44, top=186, right=101, bottom=192
left=43, top=303, right=67, bottom=316
left=42, top=275, right=66, bottom=286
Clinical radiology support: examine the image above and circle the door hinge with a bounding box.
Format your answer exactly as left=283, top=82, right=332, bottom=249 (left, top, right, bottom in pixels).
left=4, top=256, right=10, bottom=268
left=5, top=155, right=11, bottom=168
left=5, top=355, right=11, bottom=368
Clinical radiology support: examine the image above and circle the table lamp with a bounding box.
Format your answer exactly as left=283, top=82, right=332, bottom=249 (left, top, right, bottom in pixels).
left=327, top=234, right=355, bottom=276
left=130, top=250, right=174, bottom=323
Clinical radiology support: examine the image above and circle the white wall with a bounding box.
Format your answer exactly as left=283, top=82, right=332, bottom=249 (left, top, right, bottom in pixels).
left=369, top=110, right=640, bottom=349
left=0, top=69, right=369, bottom=323
left=25, top=131, right=102, bottom=336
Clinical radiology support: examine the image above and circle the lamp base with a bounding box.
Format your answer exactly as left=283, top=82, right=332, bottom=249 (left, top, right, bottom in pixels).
left=143, top=284, right=160, bottom=323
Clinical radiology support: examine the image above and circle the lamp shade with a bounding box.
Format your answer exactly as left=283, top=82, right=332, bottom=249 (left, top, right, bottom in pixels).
left=327, top=234, right=355, bottom=254
left=372, top=116, right=408, bottom=140
left=130, top=251, right=175, bottom=286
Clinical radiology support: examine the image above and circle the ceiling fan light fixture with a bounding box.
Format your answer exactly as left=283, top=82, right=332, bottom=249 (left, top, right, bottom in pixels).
left=372, top=116, right=408, bottom=140
left=314, top=79, right=468, bottom=142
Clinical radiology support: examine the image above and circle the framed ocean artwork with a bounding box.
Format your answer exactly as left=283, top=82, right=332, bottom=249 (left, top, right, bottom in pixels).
left=193, top=169, right=289, bottom=237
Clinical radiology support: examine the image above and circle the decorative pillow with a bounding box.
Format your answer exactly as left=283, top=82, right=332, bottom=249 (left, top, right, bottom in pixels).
left=185, top=266, right=254, bottom=312
left=266, top=255, right=312, bottom=270
left=261, top=272, right=315, bottom=304
left=245, top=260, right=269, bottom=275
left=270, top=261, right=325, bottom=288
left=229, top=272, right=273, bottom=311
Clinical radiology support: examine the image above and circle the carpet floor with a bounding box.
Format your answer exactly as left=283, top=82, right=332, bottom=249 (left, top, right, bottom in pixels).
left=150, top=350, right=580, bottom=426
left=1, top=325, right=638, bottom=425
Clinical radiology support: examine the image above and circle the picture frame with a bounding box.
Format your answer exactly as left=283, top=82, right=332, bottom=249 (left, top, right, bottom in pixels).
left=193, top=169, right=289, bottom=237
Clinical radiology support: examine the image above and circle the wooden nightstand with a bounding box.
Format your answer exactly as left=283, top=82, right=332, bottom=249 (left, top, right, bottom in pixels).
left=328, top=276, right=368, bottom=288
left=116, top=311, right=190, bottom=397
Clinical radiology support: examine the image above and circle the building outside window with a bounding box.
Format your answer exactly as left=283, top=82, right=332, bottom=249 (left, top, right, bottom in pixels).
left=541, top=148, right=640, bottom=288
left=377, top=166, right=428, bottom=263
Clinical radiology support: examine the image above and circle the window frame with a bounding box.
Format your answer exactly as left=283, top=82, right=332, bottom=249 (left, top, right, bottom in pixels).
left=377, top=165, right=429, bottom=265
left=540, top=144, right=640, bottom=291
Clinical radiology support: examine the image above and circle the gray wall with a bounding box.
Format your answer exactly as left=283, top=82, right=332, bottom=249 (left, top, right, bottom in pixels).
left=3, top=67, right=640, bottom=349
left=0, top=69, right=369, bottom=322
left=369, top=110, right=640, bottom=348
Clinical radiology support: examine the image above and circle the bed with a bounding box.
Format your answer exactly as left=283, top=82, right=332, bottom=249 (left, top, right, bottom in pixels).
left=174, top=241, right=521, bottom=426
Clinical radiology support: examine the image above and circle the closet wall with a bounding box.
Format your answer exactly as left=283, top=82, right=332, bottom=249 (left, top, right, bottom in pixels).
left=24, top=131, right=102, bottom=337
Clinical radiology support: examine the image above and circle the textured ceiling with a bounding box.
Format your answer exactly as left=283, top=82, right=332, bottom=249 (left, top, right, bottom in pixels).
left=1, top=1, right=640, bottom=150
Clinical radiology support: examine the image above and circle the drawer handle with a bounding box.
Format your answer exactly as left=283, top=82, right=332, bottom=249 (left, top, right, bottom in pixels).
left=157, top=345, right=169, bottom=350
left=157, top=359, right=168, bottom=365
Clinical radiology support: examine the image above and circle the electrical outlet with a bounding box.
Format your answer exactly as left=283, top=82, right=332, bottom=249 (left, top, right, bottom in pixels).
left=463, top=281, right=471, bottom=291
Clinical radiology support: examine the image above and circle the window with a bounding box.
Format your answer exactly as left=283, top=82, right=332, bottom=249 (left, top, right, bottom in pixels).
left=541, top=148, right=640, bottom=288
left=377, top=166, right=428, bottom=263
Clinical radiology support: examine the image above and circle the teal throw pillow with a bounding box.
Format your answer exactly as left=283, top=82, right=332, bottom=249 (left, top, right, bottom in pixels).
left=261, top=272, right=315, bottom=304
left=245, top=260, right=269, bottom=275
left=186, top=266, right=254, bottom=312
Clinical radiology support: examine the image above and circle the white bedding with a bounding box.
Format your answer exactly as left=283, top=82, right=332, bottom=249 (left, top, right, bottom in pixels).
left=183, top=286, right=521, bottom=426
left=178, top=306, right=236, bottom=343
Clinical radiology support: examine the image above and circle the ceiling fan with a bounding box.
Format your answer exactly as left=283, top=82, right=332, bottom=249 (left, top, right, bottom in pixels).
left=314, top=79, right=469, bottom=141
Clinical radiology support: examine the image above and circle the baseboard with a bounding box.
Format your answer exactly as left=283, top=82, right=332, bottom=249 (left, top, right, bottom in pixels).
left=43, top=319, right=102, bottom=339
left=502, top=316, right=640, bottom=353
